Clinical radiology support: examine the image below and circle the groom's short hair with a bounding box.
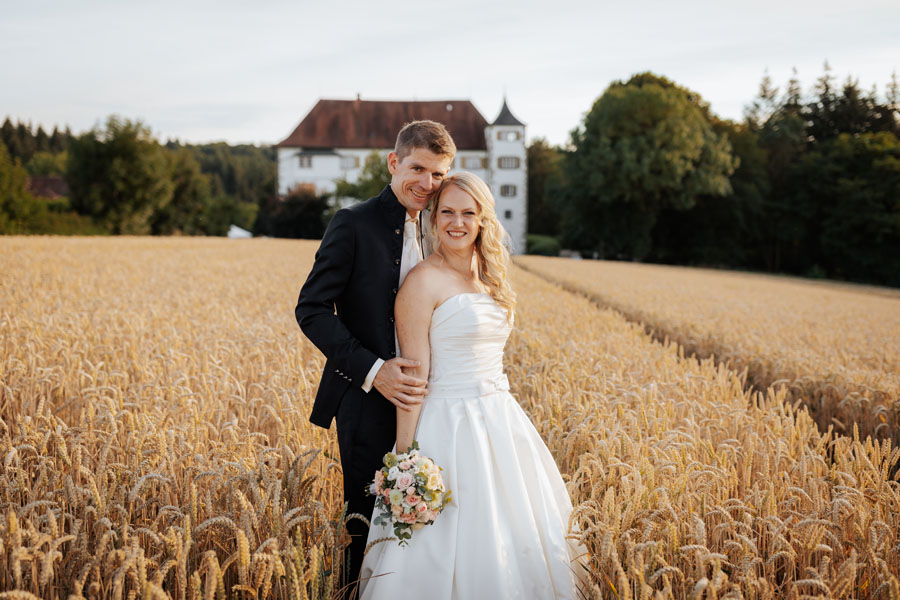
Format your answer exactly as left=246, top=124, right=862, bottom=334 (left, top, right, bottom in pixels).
left=395, top=120, right=456, bottom=161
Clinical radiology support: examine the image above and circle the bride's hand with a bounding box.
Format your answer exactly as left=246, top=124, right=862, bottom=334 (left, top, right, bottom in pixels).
left=373, top=357, right=428, bottom=411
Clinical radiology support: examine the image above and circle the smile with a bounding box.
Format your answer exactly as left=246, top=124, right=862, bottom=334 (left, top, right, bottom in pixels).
left=447, top=232, right=466, bottom=238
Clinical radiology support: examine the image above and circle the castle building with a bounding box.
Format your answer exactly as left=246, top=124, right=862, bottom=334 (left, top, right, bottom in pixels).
left=276, top=98, right=527, bottom=253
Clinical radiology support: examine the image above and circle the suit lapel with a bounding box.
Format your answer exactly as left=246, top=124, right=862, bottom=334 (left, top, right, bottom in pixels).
left=377, top=185, right=406, bottom=289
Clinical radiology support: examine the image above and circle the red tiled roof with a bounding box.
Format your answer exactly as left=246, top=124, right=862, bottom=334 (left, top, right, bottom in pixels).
left=277, top=99, right=489, bottom=150
left=27, top=175, right=69, bottom=199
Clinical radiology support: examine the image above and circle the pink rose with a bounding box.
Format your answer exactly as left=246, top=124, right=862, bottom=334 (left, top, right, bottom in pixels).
left=374, top=470, right=384, bottom=487
left=401, top=512, right=417, bottom=524
left=391, top=504, right=402, bottom=517
left=396, top=472, right=414, bottom=490
left=383, top=488, right=392, bottom=500
left=406, top=494, right=420, bottom=505
left=415, top=502, right=428, bottom=513
left=399, top=461, right=412, bottom=470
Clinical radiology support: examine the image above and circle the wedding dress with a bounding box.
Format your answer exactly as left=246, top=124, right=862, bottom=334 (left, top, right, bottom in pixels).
left=360, top=293, right=585, bottom=599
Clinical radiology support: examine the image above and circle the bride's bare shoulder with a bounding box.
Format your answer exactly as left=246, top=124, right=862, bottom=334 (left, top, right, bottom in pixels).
left=399, top=261, right=449, bottom=304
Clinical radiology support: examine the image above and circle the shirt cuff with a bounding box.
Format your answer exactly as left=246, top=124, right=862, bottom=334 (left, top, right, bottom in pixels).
left=362, top=358, right=384, bottom=393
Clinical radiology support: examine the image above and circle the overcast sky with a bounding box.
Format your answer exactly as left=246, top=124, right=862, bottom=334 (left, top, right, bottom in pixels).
left=2, top=0, right=898, bottom=147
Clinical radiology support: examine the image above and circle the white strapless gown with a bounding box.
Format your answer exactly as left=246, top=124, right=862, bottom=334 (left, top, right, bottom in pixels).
left=360, top=293, right=585, bottom=599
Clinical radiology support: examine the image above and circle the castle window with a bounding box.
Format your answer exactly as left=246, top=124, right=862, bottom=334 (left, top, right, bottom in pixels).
left=500, top=184, right=517, bottom=197
left=462, top=157, right=485, bottom=169
left=298, top=155, right=313, bottom=168
left=498, top=157, right=520, bottom=169
left=497, top=130, right=521, bottom=141
left=340, top=156, right=360, bottom=169
left=504, top=210, right=513, bottom=219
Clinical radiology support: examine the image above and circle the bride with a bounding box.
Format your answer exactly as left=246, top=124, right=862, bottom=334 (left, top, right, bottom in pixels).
left=359, top=172, right=585, bottom=599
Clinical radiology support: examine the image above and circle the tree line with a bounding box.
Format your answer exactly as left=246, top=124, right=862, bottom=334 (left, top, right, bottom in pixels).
left=528, top=65, right=900, bottom=287
left=0, top=116, right=315, bottom=237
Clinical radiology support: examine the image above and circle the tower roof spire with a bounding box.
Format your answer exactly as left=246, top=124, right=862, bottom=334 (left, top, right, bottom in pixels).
left=491, top=97, right=525, bottom=126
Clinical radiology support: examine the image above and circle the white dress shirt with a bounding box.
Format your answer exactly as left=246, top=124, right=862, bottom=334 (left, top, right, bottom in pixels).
left=361, top=214, right=422, bottom=392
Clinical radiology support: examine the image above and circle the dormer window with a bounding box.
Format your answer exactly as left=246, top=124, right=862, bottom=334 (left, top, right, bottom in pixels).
left=497, top=131, right=521, bottom=141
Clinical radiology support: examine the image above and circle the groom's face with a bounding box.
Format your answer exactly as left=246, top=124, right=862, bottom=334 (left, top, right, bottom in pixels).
left=388, top=148, right=453, bottom=216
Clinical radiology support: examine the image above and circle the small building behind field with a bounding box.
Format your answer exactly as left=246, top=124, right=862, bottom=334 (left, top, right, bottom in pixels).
left=276, top=97, right=527, bottom=253
left=27, top=175, right=69, bottom=199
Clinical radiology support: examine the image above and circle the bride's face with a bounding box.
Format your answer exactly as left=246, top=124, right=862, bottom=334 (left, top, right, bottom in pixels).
left=435, top=185, right=480, bottom=252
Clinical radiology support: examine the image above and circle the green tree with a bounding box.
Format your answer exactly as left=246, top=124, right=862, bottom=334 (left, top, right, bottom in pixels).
left=34, top=126, right=49, bottom=153
left=151, top=149, right=211, bottom=235
left=744, top=71, right=809, bottom=271
left=67, top=116, right=174, bottom=234
left=14, top=122, right=36, bottom=163
left=526, top=138, right=563, bottom=236
left=26, top=151, right=67, bottom=175
left=0, top=119, right=14, bottom=152
left=335, top=151, right=390, bottom=201
left=49, top=126, right=69, bottom=154
left=2, top=140, right=104, bottom=235
left=793, top=131, right=900, bottom=285
left=174, top=141, right=275, bottom=205
left=0, top=141, right=40, bottom=233
left=257, top=187, right=331, bottom=239
left=197, top=195, right=258, bottom=236
left=1, top=118, right=23, bottom=162
left=807, top=67, right=899, bottom=145
left=887, top=71, right=900, bottom=110
left=651, top=119, right=769, bottom=266
left=747, top=65, right=899, bottom=275
left=562, top=73, right=737, bottom=258
left=744, top=69, right=780, bottom=127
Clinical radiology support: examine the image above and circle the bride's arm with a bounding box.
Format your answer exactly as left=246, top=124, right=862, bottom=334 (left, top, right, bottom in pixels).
left=394, top=267, right=436, bottom=452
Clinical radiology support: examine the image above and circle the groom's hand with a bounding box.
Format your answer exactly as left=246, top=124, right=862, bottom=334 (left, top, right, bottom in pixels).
left=373, top=358, right=427, bottom=411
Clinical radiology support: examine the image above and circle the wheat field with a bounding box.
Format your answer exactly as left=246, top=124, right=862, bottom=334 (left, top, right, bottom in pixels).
left=516, top=255, right=900, bottom=449
left=2, top=237, right=899, bottom=599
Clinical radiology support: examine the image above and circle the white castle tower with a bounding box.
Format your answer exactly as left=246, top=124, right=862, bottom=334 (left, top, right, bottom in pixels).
left=484, top=98, right=527, bottom=254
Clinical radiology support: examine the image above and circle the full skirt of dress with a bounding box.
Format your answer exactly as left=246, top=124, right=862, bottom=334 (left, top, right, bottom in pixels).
left=359, top=376, right=584, bottom=599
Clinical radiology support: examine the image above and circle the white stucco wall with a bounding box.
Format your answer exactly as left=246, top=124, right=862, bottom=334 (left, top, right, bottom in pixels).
left=278, top=148, right=339, bottom=195
left=452, top=151, right=488, bottom=181
left=485, top=125, right=527, bottom=254
left=278, top=147, right=387, bottom=196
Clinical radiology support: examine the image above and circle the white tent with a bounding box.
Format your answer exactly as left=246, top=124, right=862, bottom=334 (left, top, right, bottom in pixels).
left=227, top=225, right=252, bottom=239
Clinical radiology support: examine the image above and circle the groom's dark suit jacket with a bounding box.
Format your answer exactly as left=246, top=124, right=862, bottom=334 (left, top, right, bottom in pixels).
left=296, top=185, right=406, bottom=431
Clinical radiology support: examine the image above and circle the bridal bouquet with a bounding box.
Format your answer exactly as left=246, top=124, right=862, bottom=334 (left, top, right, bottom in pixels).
left=367, top=441, right=452, bottom=546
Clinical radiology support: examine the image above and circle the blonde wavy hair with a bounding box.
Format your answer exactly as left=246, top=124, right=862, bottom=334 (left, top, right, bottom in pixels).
left=429, top=172, right=516, bottom=323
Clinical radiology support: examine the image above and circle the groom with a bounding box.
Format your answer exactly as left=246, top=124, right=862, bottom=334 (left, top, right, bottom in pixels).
left=295, top=120, right=456, bottom=589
